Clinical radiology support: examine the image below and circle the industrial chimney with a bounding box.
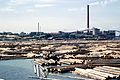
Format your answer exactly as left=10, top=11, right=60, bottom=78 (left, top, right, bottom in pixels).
left=87, top=5, right=89, bottom=33
left=38, top=22, right=39, bottom=35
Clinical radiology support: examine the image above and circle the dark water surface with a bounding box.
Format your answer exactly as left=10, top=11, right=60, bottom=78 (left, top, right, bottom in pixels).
left=0, top=59, right=90, bottom=80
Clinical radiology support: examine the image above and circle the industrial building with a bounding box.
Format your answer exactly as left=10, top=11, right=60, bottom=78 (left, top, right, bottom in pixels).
left=0, top=5, right=119, bottom=41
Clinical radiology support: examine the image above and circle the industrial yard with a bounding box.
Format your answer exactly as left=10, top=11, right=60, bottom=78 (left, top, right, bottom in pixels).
left=0, top=0, right=120, bottom=80
left=0, top=40, right=120, bottom=80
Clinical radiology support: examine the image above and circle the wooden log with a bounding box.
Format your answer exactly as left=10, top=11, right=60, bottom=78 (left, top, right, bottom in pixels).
left=74, top=68, right=120, bottom=80
left=48, top=64, right=87, bottom=73
left=74, top=68, right=106, bottom=80
left=86, top=69, right=117, bottom=78
left=59, top=59, right=83, bottom=65
left=89, top=59, right=120, bottom=64
left=89, top=63, right=120, bottom=67
left=94, top=66, right=120, bottom=75
left=86, top=72, right=106, bottom=80
left=34, top=59, right=56, bottom=66
left=103, top=66, right=120, bottom=71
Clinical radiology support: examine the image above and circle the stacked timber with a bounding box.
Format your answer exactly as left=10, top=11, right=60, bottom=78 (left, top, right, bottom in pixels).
left=48, top=64, right=87, bottom=73
left=63, top=54, right=75, bottom=59
left=73, top=68, right=106, bottom=80
left=88, top=59, right=120, bottom=67
left=34, top=59, right=56, bottom=66
left=56, top=45, right=77, bottom=50
left=59, top=59, right=83, bottom=65
left=94, top=66, right=120, bottom=75
left=73, top=66, right=120, bottom=80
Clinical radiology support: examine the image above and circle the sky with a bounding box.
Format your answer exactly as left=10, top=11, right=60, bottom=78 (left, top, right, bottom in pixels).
left=0, top=0, right=120, bottom=33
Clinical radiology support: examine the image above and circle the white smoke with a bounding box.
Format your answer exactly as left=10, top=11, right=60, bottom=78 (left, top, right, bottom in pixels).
left=89, top=0, right=118, bottom=6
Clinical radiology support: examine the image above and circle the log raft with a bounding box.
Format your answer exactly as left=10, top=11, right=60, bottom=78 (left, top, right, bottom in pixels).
left=47, top=64, right=88, bottom=73
left=73, top=66, right=120, bottom=80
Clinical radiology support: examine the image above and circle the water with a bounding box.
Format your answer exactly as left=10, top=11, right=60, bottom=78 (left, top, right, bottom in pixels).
left=0, top=59, right=90, bottom=80
left=0, top=59, right=36, bottom=80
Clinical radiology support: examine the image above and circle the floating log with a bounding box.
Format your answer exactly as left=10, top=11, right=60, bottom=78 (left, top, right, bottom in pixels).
left=89, top=59, right=120, bottom=64
left=94, top=67, right=120, bottom=75
left=34, top=59, right=56, bottom=66
left=89, top=63, right=120, bottom=67
left=102, top=66, right=120, bottom=71
left=73, top=66, right=120, bottom=80
left=74, top=68, right=106, bottom=80
left=59, top=59, right=83, bottom=65
left=86, top=69, right=117, bottom=78
left=48, top=64, right=87, bottom=73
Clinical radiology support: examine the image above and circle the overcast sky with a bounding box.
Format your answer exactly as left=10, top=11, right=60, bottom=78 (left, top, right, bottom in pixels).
left=0, top=0, right=120, bottom=33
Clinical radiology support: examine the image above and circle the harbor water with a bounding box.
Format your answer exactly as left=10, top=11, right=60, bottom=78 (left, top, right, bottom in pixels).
left=0, top=59, right=90, bottom=80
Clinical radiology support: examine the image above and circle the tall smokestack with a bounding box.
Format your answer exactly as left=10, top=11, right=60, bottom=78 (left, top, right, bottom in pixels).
left=87, top=5, right=89, bottom=33
left=38, top=22, right=39, bottom=35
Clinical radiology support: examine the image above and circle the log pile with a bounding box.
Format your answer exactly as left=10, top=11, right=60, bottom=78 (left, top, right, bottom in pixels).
left=73, top=66, right=120, bottom=80
left=0, top=40, right=120, bottom=79
left=34, top=59, right=56, bottom=66
left=48, top=64, right=87, bottom=73
left=59, top=59, right=83, bottom=65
